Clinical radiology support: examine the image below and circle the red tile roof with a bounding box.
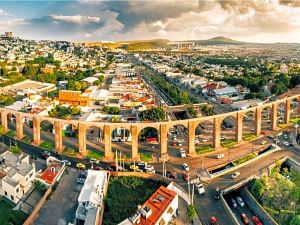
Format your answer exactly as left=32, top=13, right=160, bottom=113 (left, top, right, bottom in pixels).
left=40, top=162, right=63, bottom=184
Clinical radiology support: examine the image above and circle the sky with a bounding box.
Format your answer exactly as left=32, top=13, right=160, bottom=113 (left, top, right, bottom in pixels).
left=0, top=0, right=300, bottom=43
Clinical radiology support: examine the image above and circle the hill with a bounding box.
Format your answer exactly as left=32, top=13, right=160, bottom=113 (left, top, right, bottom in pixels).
left=118, top=39, right=169, bottom=51
left=190, top=36, right=245, bottom=45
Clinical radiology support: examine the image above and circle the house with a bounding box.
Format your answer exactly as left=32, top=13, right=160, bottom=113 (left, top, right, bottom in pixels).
left=213, top=87, right=238, bottom=98
left=0, top=150, right=36, bottom=204
left=119, top=185, right=178, bottom=225
left=75, top=170, right=109, bottom=225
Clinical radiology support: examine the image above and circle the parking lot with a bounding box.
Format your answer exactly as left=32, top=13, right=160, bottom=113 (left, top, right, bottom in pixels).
left=33, top=168, right=82, bottom=225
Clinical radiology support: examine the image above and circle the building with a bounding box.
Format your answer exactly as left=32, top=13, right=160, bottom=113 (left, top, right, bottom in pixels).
left=119, top=186, right=178, bottom=225
left=0, top=150, right=36, bottom=204
left=75, top=170, right=109, bottom=225
left=231, top=99, right=263, bottom=110
left=58, top=90, right=92, bottom=106
left=39, top=157, right=65, bottom=185
left=212, top=86, right=238, bottom=98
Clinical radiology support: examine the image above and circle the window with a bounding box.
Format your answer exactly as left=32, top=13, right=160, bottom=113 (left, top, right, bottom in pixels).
left=11, top=195, right=14, bottom=201
left=16, top=188, right=19, bottom=193
left=29, top=172, right=33, bottom=178
left=4, top=191, right=7, bottom=196
left=26, top=177, right=28, bottom=182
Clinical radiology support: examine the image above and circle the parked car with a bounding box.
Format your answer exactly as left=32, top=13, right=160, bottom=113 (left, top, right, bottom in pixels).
left=216, top=154, right=224, bottom=159
left=231, top=171, right=241, bottom=179
left=214, top=188, right=221, bottom=200
left=282, top=141, right=290, bottom=147
left=237, top=196, right=245, bottom=207
left=145, top=165, right=155, bottom=174
left=202, top=138, right=209, bottom=142
left=220, top=135, right=226, bottom=141
left=231, top=198, right=237, bottom=208
left=62, top=160, right=71, bottom=166
left=166, top=171, right=177, bottom=179
left=210, top=216, right=220, bottom=225
left=252, top=216, right=263, bottom=225
left=89, top=158, right=99, bottom=164
left=129, top=164, right=139, bottom=171
left=183, top=163, right=190, bottom=171
left=241, top=213, right=250, bottom=224
left=94, top=166, right=104, bottom=171
left=76, top=163, right=86, bottom=170
left=260, top=140, right=268, bottom=145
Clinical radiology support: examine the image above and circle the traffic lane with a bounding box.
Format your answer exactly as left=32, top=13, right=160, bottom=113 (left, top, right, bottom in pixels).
left=224, top=192, right=255, bottom=225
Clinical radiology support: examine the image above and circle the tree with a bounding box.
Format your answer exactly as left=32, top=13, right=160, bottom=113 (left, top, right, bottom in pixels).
left=139, top=107, right=166, bottom=122
left=93, top=80, right=100, bottom=86
left=290, top=215, right=300, bottom=225
left=98, top=75, right=105, bottom=83
left=10, top=146, right=21, bottom=155
left=187, top=205, right=196, bottom=221
left=70, top=107, right=81, bottom=115
left=103, top=106, right=120, bottom=115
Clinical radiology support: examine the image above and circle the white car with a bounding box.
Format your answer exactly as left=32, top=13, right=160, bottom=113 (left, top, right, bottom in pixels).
left=180, top=150, right=187, bottom=158
left=90, top=158, right=99, bottom=164
left=194, top=139, right=200, bottom=144
left=231, top=198, right=237, bottom=208
left=145, top=165, right=155, bottom=174
left=220, top=135, right=226, bottom=141
left=202, top=138, right=209, bottom=142
left=231, top=171, right=240, bottom=179
left=216, top=154, right=224, bottom=159
left=236, top=196, right=245, bottom=207
left=196, top=183, right=205, bottom=195
left=62, top=160, right=71, bottom=166
left=282, top=141, right=290, bottom=147
left=178, top=142, right=183, bottom=147
left=183, top=163, right=190, bottom=171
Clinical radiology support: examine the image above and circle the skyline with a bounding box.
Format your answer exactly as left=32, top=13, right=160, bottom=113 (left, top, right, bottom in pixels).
left=0, top=0, right=300, bottom=43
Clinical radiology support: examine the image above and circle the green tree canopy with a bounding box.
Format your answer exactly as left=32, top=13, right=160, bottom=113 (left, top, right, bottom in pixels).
left=139, top=107, right=166, bottom=122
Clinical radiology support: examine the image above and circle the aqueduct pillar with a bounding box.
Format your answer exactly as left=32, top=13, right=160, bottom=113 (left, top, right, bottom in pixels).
left=235, top=112, right=243, bottom=143
left=1, top=110, right=8, bottom=132
left=78, top=123, right=87, bottom=157
left=213, top=117, right=221, bottom=149
left=271, top=103, right=278, bottom=130
left=159, top=124, right=169, bottom=161
left=16, top=113, right=24, bottom=140
left=104, top=125, right=113, bottom=160
left=131, top=125, right=139, bottom=160
left=33, top=117, right=41, bottom=145
left=285, top=99, right=291, bottom=124
left=188, top=121, right=196, bottom=155
left=54, top=121, right=63, bottom=152
left=255, top=108, right=262, bottom=136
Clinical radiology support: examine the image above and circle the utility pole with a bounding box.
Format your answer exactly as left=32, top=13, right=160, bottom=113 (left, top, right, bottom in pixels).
left=191, top=183, right=194, bottom=205
left=115, top=150, right=118, bottom=172
left=188, top=173, right=191, bottom=203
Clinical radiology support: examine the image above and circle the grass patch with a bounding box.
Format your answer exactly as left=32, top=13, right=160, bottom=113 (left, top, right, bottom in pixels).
left=86, top=150, right=103, bottom=160
left=196, top=145, right=214, bottom=155
left=5, top=130, right=15, bottom=138
left=63, top=147, right=78, bottom=157
left=140, top=152, right=153, bottom=162
left=277, top=123, right=290, bottom=128
left=22, top=136, right=32, bottom=144
left=232, top=153, right=257, bottom=166
left=0, top=198, right=28, bottom=225
left=39, top=141, right=55, bottom=151
left=103, top=176, right=166, bottom=225
left=290, top=117, right=300, bottom=123
left=221, top=139, right=236, bottom=148
left=242, top=133, right=257, bottom=142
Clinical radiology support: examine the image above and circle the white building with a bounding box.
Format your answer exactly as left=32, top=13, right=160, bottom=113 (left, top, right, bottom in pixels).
left=75, top=170, right=109, bottom=225
left=0, top=150, right=36, bottom=204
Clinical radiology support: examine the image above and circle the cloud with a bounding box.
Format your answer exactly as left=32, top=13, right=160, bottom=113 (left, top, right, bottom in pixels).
left=50, top=15, right=100, bottom=24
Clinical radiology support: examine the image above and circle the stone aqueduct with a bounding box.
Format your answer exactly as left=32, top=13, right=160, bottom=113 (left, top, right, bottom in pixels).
left=1, top=94, right=300, bottom=161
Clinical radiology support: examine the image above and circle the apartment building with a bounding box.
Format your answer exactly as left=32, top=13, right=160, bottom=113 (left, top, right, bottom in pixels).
left=0, top=150, right=36, bottom=204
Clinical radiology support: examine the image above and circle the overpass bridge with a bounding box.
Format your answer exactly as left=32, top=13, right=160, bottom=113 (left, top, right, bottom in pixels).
left=0, top=94, right=300, bottom=162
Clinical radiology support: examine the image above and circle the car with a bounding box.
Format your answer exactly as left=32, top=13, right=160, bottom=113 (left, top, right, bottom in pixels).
left=220, top=135, right=226, bottom=141
left=183, top=173, right=189, bottom=182
left=89, top=158, right=99, bottom=164
left=216, top=154, right=224, bottom=159
left=260, top=140, right=268, bottom=145
left=129, top=164, right=139, bottom=171
left=214, top=188, right=221, bottom=200
left=241, top=213, right=250, bottom=224
left=41, top=152, right=49, bottom=160
left=166, top=171, right=177, bottom=179
left=196, top=183, right=205, bottom=195
left=284, top=134, right=288, bottom=139
left=183, top=163, right=190, bottom=171
left=231, top=198, right=237, bottom=208
left=194, top=139, right=199, bottom=144
left=237, top=196, right=245, bottom=207
left=231, top=171, right=240, bottom=179
left=180, top=149, right=187, bottom=158
left=261, top=131, right=266, bottom=135
left=94, top=166, right=104, bottom=171
left=172, top=142, right=176, bottom=147
left=151, top=145, right=155, bottom=149
left=138, top=161, right=146, bottom=167
left=252, top=216, right=263, bottom=225
left=62, top=160, right=71, bottom=166
left=202, top=138, right=209, bottom=142
left=178, top=142, right=183, bottom=146
left=145, top=165, right=155, bottom=174
left=76, top=177, right=86, bottom=184
left=210, top=216, right=220, bottom=225
left=282, top=141, right=290, bottom=146
left=76, top=163, right=86, bottom=170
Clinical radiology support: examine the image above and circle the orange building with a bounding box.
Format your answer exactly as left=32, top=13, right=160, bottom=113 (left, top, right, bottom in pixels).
left=58, top=90, right=91, bottom=106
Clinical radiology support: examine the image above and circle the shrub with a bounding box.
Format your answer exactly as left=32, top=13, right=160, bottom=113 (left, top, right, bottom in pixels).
left=187, top=205, right=196, bottom=220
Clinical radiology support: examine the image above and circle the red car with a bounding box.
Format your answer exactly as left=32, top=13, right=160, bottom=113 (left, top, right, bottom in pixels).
left=241, top=213, right=250, bottom=225
left=210, top=216, right=220, bottom=225
left=183, top=173, right=189, bottom=182
left=252, top=216, right=263, bottom=225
